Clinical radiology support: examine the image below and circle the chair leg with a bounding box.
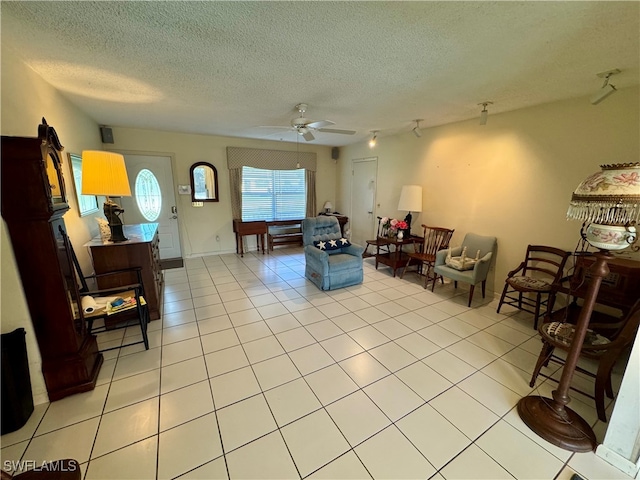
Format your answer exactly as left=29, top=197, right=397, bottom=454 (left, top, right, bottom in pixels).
left=454, top=281, right=458, bottom=289
left=137, top=304, right=150, bottom=350
left=595, top=366, right=610, bottom=422
left=481, top=280, right=486, bottom=299
left=595, top=354, right=619, bottom=422
left=518, top=292, right=523, bottom=310
left=547, top=292, right=558, bottom=316
left=423, top=263, right=433, bottom=289
left=529, top=341, right=555, bottom=388
left=497, top=283, right=509, bottom=313
left=400, top=256, right=413, bottom=279
left=533, top=293, right=542, bottom=330
left=431, top=274, right=437, bottom=292
left=467, top=285, right=475, bottom=307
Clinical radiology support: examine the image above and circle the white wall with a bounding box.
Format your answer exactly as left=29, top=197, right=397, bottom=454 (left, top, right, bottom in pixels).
left=1, top=46, right=104, bottom=404
left=107, top=127, right=335, bottom=257
left=338, top=87, right=640, bottom=293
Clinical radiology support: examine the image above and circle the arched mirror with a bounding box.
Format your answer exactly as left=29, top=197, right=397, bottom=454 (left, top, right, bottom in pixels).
left=190, top=162, right=219, bottom=202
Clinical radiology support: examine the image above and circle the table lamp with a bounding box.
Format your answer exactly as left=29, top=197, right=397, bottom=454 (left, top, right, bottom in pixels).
left=517, top=162, right=639, bottom=452
left=323, top=201, right=333, bottom=214
left=81, top=151, right=132, bottom=242
left=397, top=185, right=423, bottom=233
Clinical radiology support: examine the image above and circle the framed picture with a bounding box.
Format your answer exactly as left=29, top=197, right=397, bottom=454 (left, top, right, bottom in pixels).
left=68, top=153, right=100, bottom=217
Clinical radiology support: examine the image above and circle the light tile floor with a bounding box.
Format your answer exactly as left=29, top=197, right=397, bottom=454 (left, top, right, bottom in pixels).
left=1, top=248, right=633, bottom=480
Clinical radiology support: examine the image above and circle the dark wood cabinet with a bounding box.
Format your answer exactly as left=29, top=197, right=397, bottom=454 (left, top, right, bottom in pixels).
left=1, top=120, right=103, bottom=401
left=85, top=224, right=163, bottom=321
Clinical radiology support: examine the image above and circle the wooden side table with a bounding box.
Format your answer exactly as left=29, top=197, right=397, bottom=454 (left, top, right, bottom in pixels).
left=375, top=235, right=423, bottom=277
left=233, top=219, right=267, bottom=257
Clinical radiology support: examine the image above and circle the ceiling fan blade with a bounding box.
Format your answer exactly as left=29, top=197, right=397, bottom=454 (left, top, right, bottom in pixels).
left=307, top=120, right=335, bottom=129
left=302, top=131, right=315, bottom=141
left=318, top=128, right=356, bottom=135
left=259, top=125, right=292, bottom=130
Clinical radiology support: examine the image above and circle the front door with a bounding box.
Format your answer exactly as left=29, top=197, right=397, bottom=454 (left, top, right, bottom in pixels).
left=118, top=153, right=182, bottom=260
left=350, top=157, right=378, bottom=246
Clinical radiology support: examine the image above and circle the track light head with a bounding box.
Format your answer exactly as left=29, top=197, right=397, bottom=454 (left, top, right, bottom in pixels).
left=591, top=69, right=621, bottom=105
left=412, top=119, right=423, bottom=138
left=478, top=102, right=493, bottom=126
left=368, top=131, right=378, bottom=148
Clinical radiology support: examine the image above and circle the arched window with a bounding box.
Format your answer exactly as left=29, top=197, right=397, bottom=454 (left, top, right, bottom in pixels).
left=135, top=169, right=161, bottom=221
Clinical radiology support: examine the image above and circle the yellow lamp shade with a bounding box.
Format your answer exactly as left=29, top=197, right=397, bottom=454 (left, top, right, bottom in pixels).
left=81, top=151, right=131, bottom=197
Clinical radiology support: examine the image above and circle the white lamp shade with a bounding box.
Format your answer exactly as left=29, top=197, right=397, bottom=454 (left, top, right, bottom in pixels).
left=323, top=201, right=333, bottom=210
left=398, top=185, right=423, bottom=212
left=81, top=151, right=132, bottom=197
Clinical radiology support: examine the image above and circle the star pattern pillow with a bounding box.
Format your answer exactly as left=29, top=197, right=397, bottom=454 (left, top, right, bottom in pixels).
left=314, top=238, right=351, bottom=251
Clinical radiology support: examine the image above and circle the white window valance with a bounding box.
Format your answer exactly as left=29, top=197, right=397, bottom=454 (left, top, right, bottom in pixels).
left=227, top=147, right=317, bottom=172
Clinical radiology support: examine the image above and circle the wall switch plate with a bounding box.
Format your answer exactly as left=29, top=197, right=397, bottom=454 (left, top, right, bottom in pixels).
left=192, top=201, right=203, bottom=207
left=178, top=185, right=191, bottom=195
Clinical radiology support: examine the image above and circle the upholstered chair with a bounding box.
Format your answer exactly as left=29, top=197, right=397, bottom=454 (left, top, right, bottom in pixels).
left=302, top=216, right=364, bottom=290
left=433, top=233, right=497, bottom=306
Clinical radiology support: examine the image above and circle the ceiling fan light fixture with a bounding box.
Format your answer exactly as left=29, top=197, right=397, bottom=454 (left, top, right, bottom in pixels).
left=478, top=101, right=493, bottom=126
left=368, top=131, right=378, bottom=148
left=591, top=69, right=621, bottom=105
left=412, top=119, right=423, bottom=138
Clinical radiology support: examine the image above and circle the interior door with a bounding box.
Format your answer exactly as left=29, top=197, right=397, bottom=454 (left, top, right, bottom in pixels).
left=118, top=154, right=182, bottom=260
left=350, top=157, right=378, bottom=247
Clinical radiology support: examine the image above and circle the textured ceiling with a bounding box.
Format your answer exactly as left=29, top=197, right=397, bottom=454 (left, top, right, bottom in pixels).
left=2, top=1, right=639, bottom=146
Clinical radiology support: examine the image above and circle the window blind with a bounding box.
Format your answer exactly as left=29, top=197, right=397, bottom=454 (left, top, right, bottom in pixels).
left=241, top=167, right=306, bottom=221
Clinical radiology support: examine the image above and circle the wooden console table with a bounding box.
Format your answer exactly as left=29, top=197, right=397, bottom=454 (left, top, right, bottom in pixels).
left=85, top=223, right=163, bottom=321
left=375, top=235, right=423, bottom=277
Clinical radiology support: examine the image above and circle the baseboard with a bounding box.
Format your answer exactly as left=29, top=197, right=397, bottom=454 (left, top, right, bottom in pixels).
left=160, top=257, right=184, bottom=270
left=595, top=444, right=640, bottom=478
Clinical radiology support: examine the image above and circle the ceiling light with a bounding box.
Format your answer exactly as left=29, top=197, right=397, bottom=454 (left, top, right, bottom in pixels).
left=478, top=102, right=493, bottom=126
left=590, top=69, right=621, bottom=105
left=412, top=119, right=423, bottom=138
left=368, top=131, right=378, bottom=148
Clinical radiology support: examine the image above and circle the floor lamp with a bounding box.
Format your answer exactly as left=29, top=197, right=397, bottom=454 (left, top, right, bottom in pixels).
left=518, top=162, right=640, bottom=452
left=81, top=151, right=132, bottom=243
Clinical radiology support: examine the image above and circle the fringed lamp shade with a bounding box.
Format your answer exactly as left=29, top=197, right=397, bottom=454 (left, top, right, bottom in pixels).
left=567, top=163, right=640, bottom=250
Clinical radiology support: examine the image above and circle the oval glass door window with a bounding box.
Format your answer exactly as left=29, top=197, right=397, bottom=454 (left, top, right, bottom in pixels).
left=135, top=169, right=162, bottom=221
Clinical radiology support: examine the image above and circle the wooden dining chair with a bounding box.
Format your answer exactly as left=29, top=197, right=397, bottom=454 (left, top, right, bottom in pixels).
left=60, top=227, right=150, bottom=352
left=529, top=299, right=640, bottom=422
left=363, top=216, right=390, bottom=258
left=497, top=245, right=571, bottom=329
left=400, top=225, right=454, bottom=289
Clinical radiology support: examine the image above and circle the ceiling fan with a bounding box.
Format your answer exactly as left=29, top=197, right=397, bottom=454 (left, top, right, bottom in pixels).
left=261, top=103, right=356, bottom=141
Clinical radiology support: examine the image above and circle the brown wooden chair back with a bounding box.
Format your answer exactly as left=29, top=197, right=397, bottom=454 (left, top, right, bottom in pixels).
left=419, top=225, right=455, bottom=258
left=519, top=245, right=571, bottom=284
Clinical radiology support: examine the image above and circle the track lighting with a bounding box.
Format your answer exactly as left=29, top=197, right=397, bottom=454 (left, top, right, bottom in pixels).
left=478, top=102, right=493, bottom=125
left=590, top=69, right=620, bottom=105
left=368, top=131, right=378, bottom=148
left=412, top=119, right=423, bottom=138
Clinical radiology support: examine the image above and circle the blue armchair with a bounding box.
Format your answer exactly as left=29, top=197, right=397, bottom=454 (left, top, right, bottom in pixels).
left=302, top=216, right=364, bottom=290
left=433, top=233, right=497, bottom=306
